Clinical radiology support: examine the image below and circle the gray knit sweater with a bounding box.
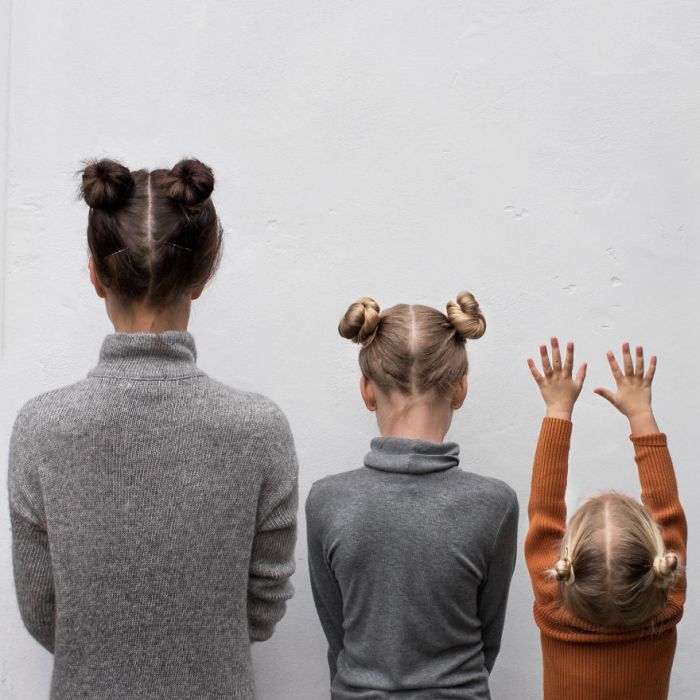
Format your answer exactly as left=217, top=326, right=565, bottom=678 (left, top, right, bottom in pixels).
left=306, top=437, right=518, bottom=700
left=8, top=331, right=298, bottom=700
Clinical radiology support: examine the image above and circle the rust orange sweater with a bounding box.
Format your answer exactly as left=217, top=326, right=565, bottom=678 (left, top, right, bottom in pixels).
left=525, top=418, right=687, bottom=700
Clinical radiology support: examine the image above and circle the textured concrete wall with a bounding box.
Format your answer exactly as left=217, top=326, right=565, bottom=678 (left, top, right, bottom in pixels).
left=0, top=2, right=698, bottom=697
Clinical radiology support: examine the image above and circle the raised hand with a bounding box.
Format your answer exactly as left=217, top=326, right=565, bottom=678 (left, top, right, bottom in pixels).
left=594, top=344, right=659, bottom=434
left=528, top=338, right=587, bottom=421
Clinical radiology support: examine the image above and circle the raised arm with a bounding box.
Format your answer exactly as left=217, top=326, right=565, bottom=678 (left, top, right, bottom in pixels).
left=524, top=339, right=586, bottom=605
left=595, top=343, right=687, bottom=607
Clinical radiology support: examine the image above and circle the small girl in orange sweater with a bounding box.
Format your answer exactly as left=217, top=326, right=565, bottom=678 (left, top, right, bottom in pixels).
left=525, top=339, right=686, bottom=700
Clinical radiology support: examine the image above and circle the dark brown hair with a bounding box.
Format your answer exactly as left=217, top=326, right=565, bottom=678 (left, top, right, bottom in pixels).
left=339, top=291, right=486, bottom=397
left=81, top=158, right=223, bottom=307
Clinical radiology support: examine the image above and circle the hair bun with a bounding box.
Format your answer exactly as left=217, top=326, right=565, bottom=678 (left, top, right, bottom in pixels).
left=339, top=297, right=380, bottom=346
left=554, top=557, right=576, bottom=585
left=165, top=158, right=214, bottom=207
left=81, top=159, right=134, bottom=210
left=446, top=290, right=486, bottom=341
left=653, top=553, right=679, bottom=585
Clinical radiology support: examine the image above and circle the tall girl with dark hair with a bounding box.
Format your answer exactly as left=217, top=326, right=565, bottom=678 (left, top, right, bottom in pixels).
left=8, top=159, right=298, bottom=700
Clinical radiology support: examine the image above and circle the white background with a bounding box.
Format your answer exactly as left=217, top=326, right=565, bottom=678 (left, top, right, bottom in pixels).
left=1, top=2, right=698, bottom=698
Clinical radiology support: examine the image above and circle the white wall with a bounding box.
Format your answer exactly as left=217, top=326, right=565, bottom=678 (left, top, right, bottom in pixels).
left=1, top=1, right=698, bottom=697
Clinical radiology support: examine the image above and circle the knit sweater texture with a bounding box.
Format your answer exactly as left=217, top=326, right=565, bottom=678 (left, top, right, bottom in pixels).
left=8, top=331, right=298, bottom=700
left=306, top=436, right=519, bottom=700
left=524, top=418, right=687, bottom=700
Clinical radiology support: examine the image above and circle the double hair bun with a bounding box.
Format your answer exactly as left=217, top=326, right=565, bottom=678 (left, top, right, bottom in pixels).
left=81, top=158, right=214, bottom=211
left=339, top=291, right=486, bottom=347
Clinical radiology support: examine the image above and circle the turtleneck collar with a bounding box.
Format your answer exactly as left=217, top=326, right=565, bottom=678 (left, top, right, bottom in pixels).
left=364, top=437, right=460, bottom=474
left=87, top=331, right=204, bottom=380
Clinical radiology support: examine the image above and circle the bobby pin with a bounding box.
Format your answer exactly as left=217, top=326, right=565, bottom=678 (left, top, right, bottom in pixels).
left=104, top=247, right=128, bottom=259
left=103, top=244, right=192, bottom=259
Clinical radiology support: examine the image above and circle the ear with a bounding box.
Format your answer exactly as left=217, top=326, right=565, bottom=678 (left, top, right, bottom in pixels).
left=360, top=376, right=377, bottom=412
left=88, top=256, right=107, bottom=299
left=191, top=285, right=205, bottom=301
left=451, top=375, right=468, bottom=410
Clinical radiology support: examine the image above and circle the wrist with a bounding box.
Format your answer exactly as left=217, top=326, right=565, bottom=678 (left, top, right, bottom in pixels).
left=627, top=410, right=659, bottom=435
left=546, top=407, right=573, bottom=421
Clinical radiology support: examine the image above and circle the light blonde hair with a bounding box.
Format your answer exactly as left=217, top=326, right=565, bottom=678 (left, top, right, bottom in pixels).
left=338, top=291, right=486, bottom=396
left=553, top=493, right=680, bottom=627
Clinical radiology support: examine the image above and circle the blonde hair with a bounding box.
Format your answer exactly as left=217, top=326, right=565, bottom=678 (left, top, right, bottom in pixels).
left=338, top=291, right=486, bottom=396
left=553, top=493, right=680, bottom=627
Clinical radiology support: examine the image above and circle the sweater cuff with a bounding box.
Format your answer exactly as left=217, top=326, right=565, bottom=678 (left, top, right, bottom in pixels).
left=630, top=433, right=667, bottom=447
left=541, top=417, right=573, bottom=441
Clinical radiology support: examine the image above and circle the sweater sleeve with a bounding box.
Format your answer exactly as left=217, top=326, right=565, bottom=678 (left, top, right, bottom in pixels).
left=10, top=510, right=55, bottom=652
left=478, top=492, right=519, bottom=673
left=631, top=433, right=687, bottom=608
left=247, top=406, right=299, bottom=642
left=306, top=485, right=345, bottom=682
left=7, top=403, right=55, bottom=652
left=524, top=417, right=572, bottom=606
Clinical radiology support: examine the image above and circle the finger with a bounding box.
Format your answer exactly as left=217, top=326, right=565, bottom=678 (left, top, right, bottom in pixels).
left=644, top=355, right=657, bottom=383
left=594, top=387, right=616, bottom=405
left=635, top=346, right=644, bottom=377
left=551, top=337, right=562, bottom=372
left=528, top=358, right=544, bottom=384
left=622, top=342, right=633, bottom=376
left=607, top=351, right=623, bottom=383
left=563, top=342, right=574, bottom=377
left=575, top=362, right=587, bottom=388
left=540, top=345, right=553, bottom=376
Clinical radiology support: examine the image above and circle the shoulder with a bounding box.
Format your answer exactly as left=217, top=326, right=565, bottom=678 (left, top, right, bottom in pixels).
left=451, top=471, right=519, bottom=543
left=305, top=469, right=367, bottom=516
left=7, top=384, right=91, bottom=522
left=204, top=382, right=297, bottom=480
left=459, top=470, right=518, bottom=510
left=11, top=379, right=95, bottom=435
left=204, top=379, right=292, bottom=433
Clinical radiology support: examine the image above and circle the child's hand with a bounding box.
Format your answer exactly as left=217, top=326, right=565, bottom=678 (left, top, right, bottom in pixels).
left=528, top=338, right=587, bottom=421
left=594, top=344, right=660, bottom=434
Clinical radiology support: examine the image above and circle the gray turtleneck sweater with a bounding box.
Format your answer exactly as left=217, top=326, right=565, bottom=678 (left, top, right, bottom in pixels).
left=306, top=437, right=518, bottom=700
left=8, top=331, right=298, bottom=700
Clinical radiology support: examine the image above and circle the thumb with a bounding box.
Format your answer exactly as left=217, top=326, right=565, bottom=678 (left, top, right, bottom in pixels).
left=594, top=387, right=616, bottom=405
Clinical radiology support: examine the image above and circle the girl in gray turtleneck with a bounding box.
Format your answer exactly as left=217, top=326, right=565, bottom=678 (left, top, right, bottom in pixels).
left=8, top=159, right=297, bottom=700
left=306, top=293, right=518, bottom=700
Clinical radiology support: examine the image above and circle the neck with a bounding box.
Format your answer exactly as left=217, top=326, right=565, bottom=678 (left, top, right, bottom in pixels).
left=106, top=296, right=192, bottom=333
left=376, top=397, right=453, bottom=443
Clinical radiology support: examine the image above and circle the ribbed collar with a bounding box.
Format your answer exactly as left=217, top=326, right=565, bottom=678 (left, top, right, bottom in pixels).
left=364, top=437, right=460, bottom=474
left=87, top=331, right=205, bottom=380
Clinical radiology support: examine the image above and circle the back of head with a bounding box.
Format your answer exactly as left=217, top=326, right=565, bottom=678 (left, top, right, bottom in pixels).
left=338, top=291, right=486, bottom=397
left=554, top=493, right=680, bottom=627
left=81, top=157, right=222, bottom=307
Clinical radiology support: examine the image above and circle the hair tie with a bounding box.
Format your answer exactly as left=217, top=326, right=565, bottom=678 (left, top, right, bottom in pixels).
left=555, top=548, right=576, bottom=585
left=563, top=557, right=576, bottom=586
